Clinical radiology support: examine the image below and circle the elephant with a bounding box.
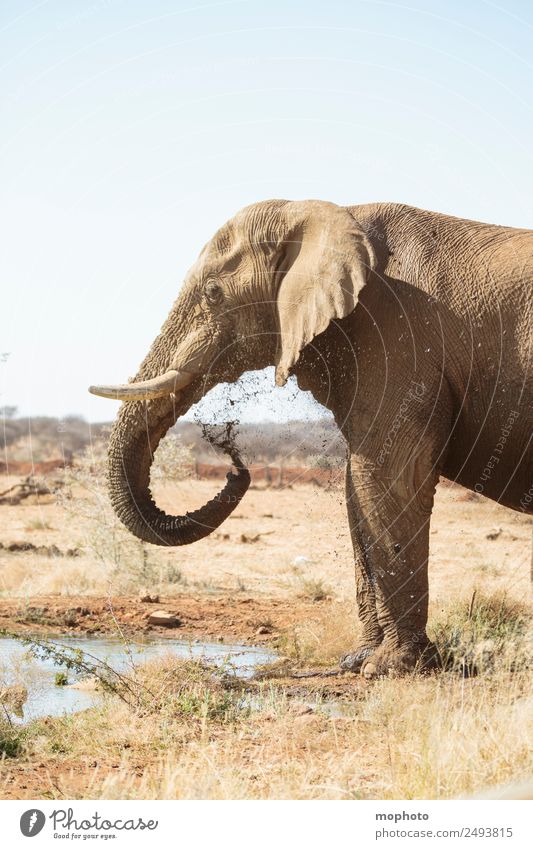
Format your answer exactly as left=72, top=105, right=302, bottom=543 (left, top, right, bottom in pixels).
left=90, top=199, right=532, bottom=677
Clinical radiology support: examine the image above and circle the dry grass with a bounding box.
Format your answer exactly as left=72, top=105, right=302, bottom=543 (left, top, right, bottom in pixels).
left=275, top=600, right=359, bottom=666
left=23, top=518, right=53, bottom=532
left=274, top=589, right=533, bottom=671
left=1, top=470, right=530, bottom=604
left=2, top=592, right=533, bottom=800
left=0, top=555, right=107, bottom=597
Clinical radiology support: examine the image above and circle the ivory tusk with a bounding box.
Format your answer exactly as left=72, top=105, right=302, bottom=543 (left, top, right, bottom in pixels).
left=89, top=369, right=195, bottom=401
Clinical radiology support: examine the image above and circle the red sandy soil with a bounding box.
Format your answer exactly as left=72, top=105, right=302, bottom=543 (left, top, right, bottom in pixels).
left=0, top=593, right=326, bottom=644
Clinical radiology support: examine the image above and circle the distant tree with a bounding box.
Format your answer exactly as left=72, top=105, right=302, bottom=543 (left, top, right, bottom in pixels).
left=0, top=406, right=17, bottom=419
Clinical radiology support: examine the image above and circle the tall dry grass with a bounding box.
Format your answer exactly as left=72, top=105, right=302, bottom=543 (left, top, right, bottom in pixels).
left=2, top=591, right=532, bottom=800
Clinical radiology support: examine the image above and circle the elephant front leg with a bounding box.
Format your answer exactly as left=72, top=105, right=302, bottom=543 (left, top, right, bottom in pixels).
left=340, top=460, right=384, bottom=671
left=343, top=453, right=440, bottom=678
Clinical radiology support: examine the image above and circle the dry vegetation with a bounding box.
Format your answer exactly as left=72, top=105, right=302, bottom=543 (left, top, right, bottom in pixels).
left=1, top=410, right=344, bottom=467
left=2, top=597, right=533, bottom=800
left=0, top=421, right=532, bottom=799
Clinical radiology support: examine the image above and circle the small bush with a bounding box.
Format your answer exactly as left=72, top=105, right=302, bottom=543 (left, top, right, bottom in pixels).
left=299, top=579, right=331, bottom=602
left=164, top=564, right=186, bottom=585
left=135, top=657, right=243, bottom=722
left=0, top=723, right=24, bottom=758
left=24, top=518, right=53, bottom=531
left=430, top=591, right=532, bottom=675
left=306, top=454, right=344, bottom=470
left=14, top=606, right=51, bottom=626
left=57, top=438, right=193, bottom=594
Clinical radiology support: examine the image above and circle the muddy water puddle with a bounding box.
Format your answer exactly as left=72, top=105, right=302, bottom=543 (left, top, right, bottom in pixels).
left=0, top=635, right=276, bottom=722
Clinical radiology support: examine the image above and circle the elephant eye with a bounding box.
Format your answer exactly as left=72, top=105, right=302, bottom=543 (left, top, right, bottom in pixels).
left=204, top=279, right=224, bottom=306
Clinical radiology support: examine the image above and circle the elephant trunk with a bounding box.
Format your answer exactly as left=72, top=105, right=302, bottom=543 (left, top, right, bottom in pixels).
left=107, top=392, right=250, bottom=547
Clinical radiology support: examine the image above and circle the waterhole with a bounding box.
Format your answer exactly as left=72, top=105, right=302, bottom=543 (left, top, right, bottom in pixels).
left=0, top=635, right=276, bottom=722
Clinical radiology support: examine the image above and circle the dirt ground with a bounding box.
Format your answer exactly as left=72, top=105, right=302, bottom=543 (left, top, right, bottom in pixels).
left=0, top=592, right=327, bottom=643
left=1, top=475, right=532, bottom=800
left=0, top=474, right=531, bottom=610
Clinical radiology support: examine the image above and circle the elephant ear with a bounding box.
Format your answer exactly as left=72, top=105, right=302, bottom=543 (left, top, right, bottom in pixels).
left=274, top=200, right=375, bottom=386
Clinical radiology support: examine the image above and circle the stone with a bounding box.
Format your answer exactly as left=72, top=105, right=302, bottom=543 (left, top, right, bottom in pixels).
left=290, top=703, right=314, bottom=716
left=147, top=610, right=181, bottom=627
left=292, top=555, right=311, bottom=566
left=139, top=591, right=160, bottom=603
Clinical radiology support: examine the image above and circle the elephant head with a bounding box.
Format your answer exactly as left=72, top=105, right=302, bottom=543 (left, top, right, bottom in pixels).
left=89, top=199, right=375, bottom=546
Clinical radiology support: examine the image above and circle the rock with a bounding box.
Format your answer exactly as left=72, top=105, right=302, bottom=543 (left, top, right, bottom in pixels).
left=139, top=591, right=160, bottom=603
left=147, top=610, right=181, bottom=627
left=290, top=703, right=314, bottom=716
left=255, top=625, right=271, bottom=635
left=240, top=532, right=262, bottom=543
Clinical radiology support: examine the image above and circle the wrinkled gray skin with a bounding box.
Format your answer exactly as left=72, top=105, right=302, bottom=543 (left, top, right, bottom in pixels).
left=92, top=200, right=533, bottom=677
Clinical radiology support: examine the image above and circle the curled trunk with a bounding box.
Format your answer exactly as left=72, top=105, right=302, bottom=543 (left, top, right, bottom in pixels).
left=107, top=393, right=250, bottom=546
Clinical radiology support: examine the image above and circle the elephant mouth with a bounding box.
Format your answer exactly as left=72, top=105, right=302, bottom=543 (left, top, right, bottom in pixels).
left=99, top=374, right=251, bottom=547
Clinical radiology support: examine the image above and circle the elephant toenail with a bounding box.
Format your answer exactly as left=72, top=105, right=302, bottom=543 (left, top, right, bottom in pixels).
left=362, top=662, right=377, bottom=679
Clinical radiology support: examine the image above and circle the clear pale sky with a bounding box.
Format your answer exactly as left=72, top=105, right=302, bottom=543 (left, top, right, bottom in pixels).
left=2, top=0, right=533, bottom=423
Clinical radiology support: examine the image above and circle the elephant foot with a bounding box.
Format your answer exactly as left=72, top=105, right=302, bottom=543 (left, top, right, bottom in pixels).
left=361, top=638, right=440, bottom=679
left=339, top=642, right=382, bottom=673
